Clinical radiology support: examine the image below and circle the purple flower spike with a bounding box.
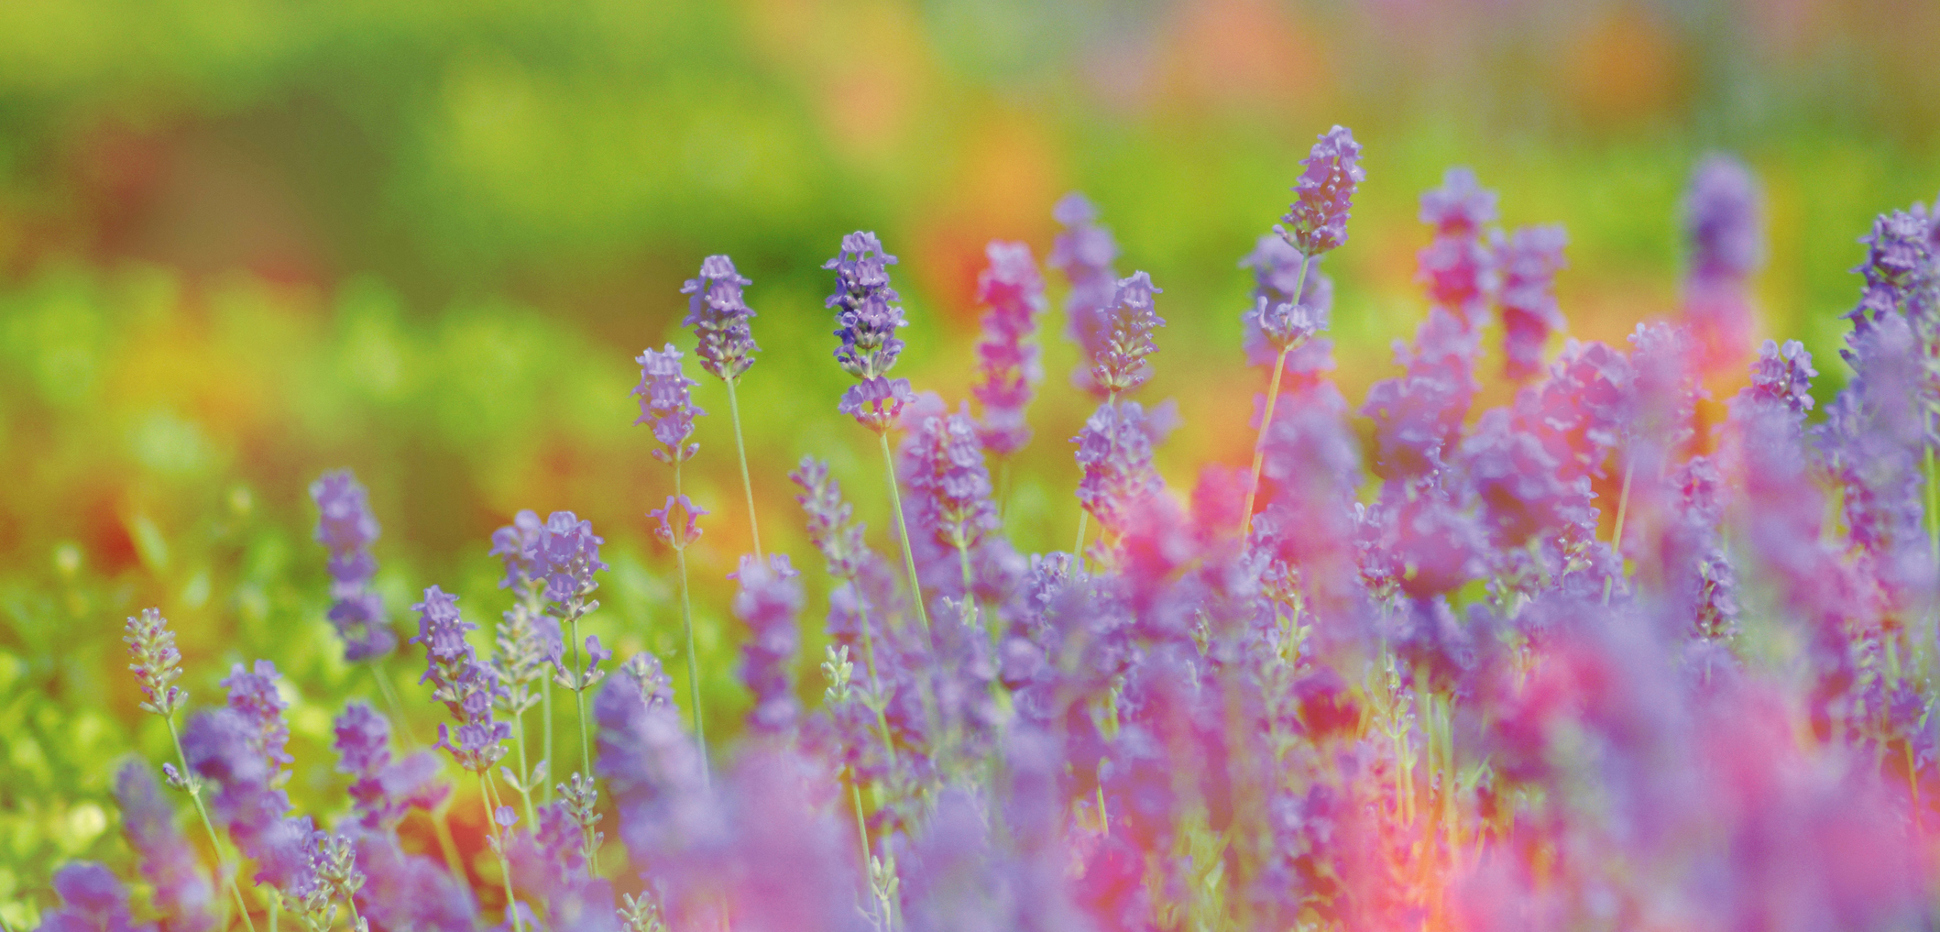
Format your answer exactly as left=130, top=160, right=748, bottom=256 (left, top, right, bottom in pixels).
left=838, top=375, right=916, bottom=432
left=1744, top=339, right=1817, bottom=419
left=1849, top=204, right=1939, bottom=332
left=123, top=608, right=187, bottom=718
left=791, top=457, right=870, bottom=580
left=1498, top=225, right=1569, bottom=382
left=633, top=343, right=705, bottom=465
left=1276, top=125, right=1365, bottom=258
left=972, top=240, right=1048, bottom=456
left=1092, top=271, right=1166, bottom=397
left=681, top=254, right=759, bottom=383
left=488, top=509, right=544, bottom=590
left=310, top=469, right=395, bottom=661
left=650, top=495, right=707, bottom=548
left=222, top=660, right=292, bottom=769
left=1052, top=193, right=1124, bottom=394
left=1074, top=400, right=1165, bottom=535
left=42, top=863, right=149, bottom=932
left=1684, top=154, right=1763, bottom=283
left=532, top=511, right=608, bottom=605
left=1241, top=234, right=1335, bottom=370
left=826, top=231, right=907, bottom=381
left=903, top=407, right=1003, bottom=566
left=115, top=762, right=214, bottom=932
left=1417, top=168, right=1501, bottom=328
left=732, top=553, right=803, bottom=735
left=1420, top=167, right=1498, bottom=236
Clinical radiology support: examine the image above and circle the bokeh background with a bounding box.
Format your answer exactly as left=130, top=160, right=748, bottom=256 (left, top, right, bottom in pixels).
left=2, top=0, right=1937, bottom=918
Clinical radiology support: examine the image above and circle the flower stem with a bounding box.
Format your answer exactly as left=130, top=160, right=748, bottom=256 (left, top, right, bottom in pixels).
left=878, top=430, right=932, bottom=636
left=542, top=676, right=555, bottom=805
left=1604, top=457, right=1636, bottom=606
left=509, top=707, right=537, bottom=827
left=725, top=378, right=764, bottom=561
left=567, top=608, right=600, bottom=869
left=1241, top=256, right=1310, bottom=538
left=1073, top=510, right=1089, bottom=563
left=481, top=772, right=524, bottom=932
left=167, top=714, right=258, bottom=932
left=674, top=460, right=711, bottom=786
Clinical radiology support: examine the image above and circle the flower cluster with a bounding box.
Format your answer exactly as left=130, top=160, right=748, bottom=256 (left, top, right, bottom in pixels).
left=633, top=344, right=705, bottom=465
left=680, top=254, right=759, bottom=383
left=732, top=553, right=803, bottom=736
left=1089, top=271, right=1165, bottom=398
left=1276, top=125, right=1365, bottom=257
left=827, top=231, right=916, bottom=429
left=311, top=470, right=395, bottom=662
left=1050, top=193, right=1122, bottom=394
left=411, top=586, right=510, bottom=773
left=970, top=241, right=1047, bottom=456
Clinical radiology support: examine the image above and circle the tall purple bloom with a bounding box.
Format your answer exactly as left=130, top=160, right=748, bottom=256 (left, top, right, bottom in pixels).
left=1050, top=193, right=1123, bottom=395
left=1418, top=168, right=1499, bottom=328
left=903, top=408, right=1002, bottom=555
left=971, top=240, right=1047, bottom=456
left=311, top=470, right=396, bottom=662
left=1744, top=339, right=1817, bottom=420
left=634, top=344, right=705, bottom=465
left=36, top=864, right=152, bottom=932
left=333, top=702, right=448, bottom=831
left=1074, top=400, right=1165, bottom=537
left=1848, top=204, right=1938, bottom=335
left=411, top=586, right=510, bottom=773
left=530, top=510, right=609, bottom=607
left=1680, top=154, right=1763, bottom=372
left=733, top=553, right=804, bottom=736
left=488, top=510, right=545, bottom=590
left=1497, top=225, right=1568, bottom=382
left=114, top=762, right=213, bottom=932
left=1276, top=125, right=1365, bottom=258
left=791, top=457, right=871, bottom=582
left=222, top=660, right=292, bottom=769
left=681, top=255, right=759, bottom=383
left=1091, top=271, right=1166, bottom=397
left=1241, top=234, right=1333, bottom=370
left=825, top=231, right=916, bottom=430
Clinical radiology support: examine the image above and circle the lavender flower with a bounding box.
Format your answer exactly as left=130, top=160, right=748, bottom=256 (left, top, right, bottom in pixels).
left=1684, top=154, right=1763, bottom=284
left=1848, top=204, right=1937, bottom=332
left=1498, top=225, right=1568, bottom=382
left=1743, top=338, right=1817, bottom=420
left=971, top=240, right=1047, bottom=456
left=222, top=660, right=292, bottom=769
left=1417, top=168, right=1499, bottom=327
left=1420, top=166, right=1497, bottom=235
left=1074, top=400, right=1164, bottom=536
left=1276, top=125, right=1364, bottom=257
left=114, top=762, right=213, bottom=932
left=903, top=409, right=1001, bottom=555
left=1051, top=193, right=1123, bottom=393
left=38, top=864, right=150, bottom=932
left=531, top=510, right=608, bottom=607
left=334, top=702, right=448, bottom=831
left=680, top=255, right=759, bottom=383
left=791, top=457, right=870, bottom=581
left=1091, top=271, right=1165, bottom=397
left=633, top=344, right=705, bottom=465
left=826, top=231, right=906, bottom=380
left=733, top=554, right=803, bottom=735
left=650, top=495, right=707, bottom=549
left=311, top=470, right=395, bottom=661
left=1240, top=234, right=1335, bottom=369
left=489, top=510, right=545, bottom=589
left=411, top=586, right=510, bottom=773
left=123, top=608, right=186, bottom=718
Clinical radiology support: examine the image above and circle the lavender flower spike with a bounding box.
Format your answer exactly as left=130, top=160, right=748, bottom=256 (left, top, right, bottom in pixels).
left=972, top=240, right=1048, bottom=456
left=826, top=231, right=906, bottom=380
left=680, top=255, right=759, bottom=383
left=633, top=343, right=705, bottom=465
left=1499, top=225, right=1569, bottom=382
left=1075, top=400, right=1164, bottom=536
left=311, top=469, right=396, bottom=661
left=115, top=761, right=214, bottom=932
left=1051, top=193, right=1123, bottom=395
left=125, top=608, right=187, bottom=718
left=1276, top=125, right=1365, bottom=258
left=1092, top=272, right=1165, bottom=398
left=733, top=553, right=804, bottom=736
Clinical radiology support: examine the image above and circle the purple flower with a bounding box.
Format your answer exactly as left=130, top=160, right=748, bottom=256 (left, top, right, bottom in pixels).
left=222, top=660, right=292, bottom=769
left=1498, top=225, right=1568, bottom=382
left=114, top=762, right=213, bottom=932
left=971, top=240, right=1048, bottom=456
left=1091, top=271, right=1165, bottom=397
left=681, top=254, right=759, bottom=383
left=411, top=586, right=510, bottom=773
left=826, top=231, right=906, bottom=381
left=1684, top=154, right=1763, bottom=284
left=38, top=863, right=151, bottom=932
left=1460, top=408, right=1592, bottom=549
left=837, top=375, right=916, bottom=432
left=1417, top=168, right=1500, bottom=328
left=123, top=608, right=186, bottom=718
left=1241, top=234, right=1335, bottom=370
left=1848, top=204, right=1938, bottom=332
left=593, top=674, right=711, bottom=870
left=732, top=554, right=803, bottom=735
left=650, top=495, right=707, bottom=548
left=1276, top=125, right=1364, bottom=257
left=1743, top=339, right=1816, bottom=419
left=1420, top=166, right=1498, bottom=235
left=531, top=510, right=608, bottom=606
left=334, top=702, right=449, bottom=831
left=1361, top=309, right=1481, bottom=477
left=633, top=344, right=705, bottom=465
left=902, top=408, right=1001, bottom=554
left=790, top=457, right=870, bottom=581
left=1074, top=400, right=1165, bottom=536
left=311, top=470, right=395, bottom=661
left=488, top=509, right=544, bottom=589
left=1050, top=193, right=1123, bottom=394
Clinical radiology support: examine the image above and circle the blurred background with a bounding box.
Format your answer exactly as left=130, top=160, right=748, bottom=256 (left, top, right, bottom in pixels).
left=1, top=0, right=1937, bottom=916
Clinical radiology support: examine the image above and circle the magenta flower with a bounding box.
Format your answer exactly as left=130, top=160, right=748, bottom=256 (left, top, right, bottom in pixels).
left=1498, top=225, right=1568, bottom=382
left=971, top=240, right=1047, bottom=456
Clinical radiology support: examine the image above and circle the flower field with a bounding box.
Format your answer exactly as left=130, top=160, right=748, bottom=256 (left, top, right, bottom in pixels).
left=5, top=3, right=1940, bottom=931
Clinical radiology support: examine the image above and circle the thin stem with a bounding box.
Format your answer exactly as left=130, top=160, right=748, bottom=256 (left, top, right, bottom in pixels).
left=342, top=889, right=364, bottom=932
left=566, top=609, right=600, bottom=870
left=509, top=707, right=537, bottom=827
left=1926, top=446, right=1938, bottom=570
left=851, top=601, right=900, bottom=774
left=725, top=378, right=764, bottom=561
left=369, top=659, right=417, bottom=748
left=542, top=677, right=555, bottom=805
left=428, top=796, right=466, bottom=886
left=878, top=430, right=932, bottom=636
left=1073, top=510, right=1089, bottom=562
left=168, top=715, right=258, bottom=932
left=675, top=460, right=711, bottom=786
left=481, top=772, right=524, bottom=932
left=1240, top=256, right=1310, bottom=538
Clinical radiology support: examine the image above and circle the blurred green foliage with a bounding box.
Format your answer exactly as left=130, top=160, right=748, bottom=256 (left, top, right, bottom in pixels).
left=1, top=0, right=1938, bottom=922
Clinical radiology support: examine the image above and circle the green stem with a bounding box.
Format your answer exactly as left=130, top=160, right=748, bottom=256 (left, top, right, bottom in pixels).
left=567, top=609, right=600, bottom=868
left=369, top=659, right=417, bottom=748
left=542, top=676, right=555, bottom=805
left=481, top=773, right=524, bottom=932
left=1240, top=256, right=1310, bottom=539
left=168, top=715, right=258, bottom=932
left=428, top=795, right=466, bottom=888
left=725, top=378, right=764, bottom=561
left=510, top=707, right=537, bottom=827
left=675, top=461, right=711, bottom=786
left=878, top=431, right=932, bottom=636
left=1603, top=457, right=1636, bottom=607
